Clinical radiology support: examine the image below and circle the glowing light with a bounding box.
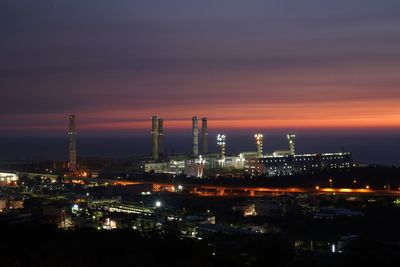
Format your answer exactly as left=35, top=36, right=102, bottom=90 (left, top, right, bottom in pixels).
left=338, top=188, right=352, bottom=193
left=217, top=134, right=226, bottom=145
left=254, top=133, right=263, bottom=143
left=155, top=201, right=162, bottom=208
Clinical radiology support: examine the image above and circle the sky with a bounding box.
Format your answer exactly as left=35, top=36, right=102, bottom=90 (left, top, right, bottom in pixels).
left=1, top=0, right=400, bottom=135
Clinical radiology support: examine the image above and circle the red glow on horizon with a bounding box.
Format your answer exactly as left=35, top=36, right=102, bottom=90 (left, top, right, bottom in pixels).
left=1, top=99, right=400, bottom=134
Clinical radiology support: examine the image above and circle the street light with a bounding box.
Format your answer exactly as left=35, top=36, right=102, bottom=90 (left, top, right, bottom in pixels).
left=329, top=179, right=333, bottom=188
left=155, top=201, right=162, bottom=208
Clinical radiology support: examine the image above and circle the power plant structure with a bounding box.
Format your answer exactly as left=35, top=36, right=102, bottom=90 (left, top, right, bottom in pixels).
left=145, top=116, right=352, bottom=178
left=192, top=117, right=199, bottom=157
left=217, top=133, right=226, bottom=158
left=287, top=134, right=296, bottom=155
left=158, top=118, right=164, bottom=158
left=255, top=133, right=263, bottom=158
left=217, top=134, right=226, bottom=167
left=68, top=114, right=77, bottom=172
left=60, top=115, right=353, bottom=180
left=151, top=116, right=159, bottom=161
left=201, top=118, right=208, bottom=154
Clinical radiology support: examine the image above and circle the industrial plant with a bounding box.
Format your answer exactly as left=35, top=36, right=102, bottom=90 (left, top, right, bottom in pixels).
left=61, top=114, right=354, bottom=179
left=143, top=116, right=353, bottom=178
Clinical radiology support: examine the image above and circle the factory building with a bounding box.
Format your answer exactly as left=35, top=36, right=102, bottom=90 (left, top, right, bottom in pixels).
left=145, top=117, right=353, bottom=178
left=144, top=162, right=168, bottom=174
left=168, top=159, right=186, bottom=175
left=244, top=158, right=266, bottom=177
left=259, top=152, right=352, bottom=177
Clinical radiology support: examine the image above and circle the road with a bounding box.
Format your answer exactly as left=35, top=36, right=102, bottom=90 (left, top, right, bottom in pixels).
left=67, top=177, right=400, bottom=197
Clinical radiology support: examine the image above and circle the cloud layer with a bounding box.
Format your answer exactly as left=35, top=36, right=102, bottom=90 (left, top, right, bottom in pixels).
left=1, top=0, right=400, bottom=134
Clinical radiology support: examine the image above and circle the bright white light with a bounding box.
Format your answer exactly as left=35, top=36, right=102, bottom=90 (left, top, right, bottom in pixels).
left=217, top=134, right=226, bottom=145
left=155, top=201, right=162, bottom=208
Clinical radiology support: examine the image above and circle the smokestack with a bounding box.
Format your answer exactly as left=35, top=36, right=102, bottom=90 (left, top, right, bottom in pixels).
left=201, top=118, right=208, bottom=154
left=151, top=116, right=159, bottom=161
left=158, top=118, right=164, bottom=158
left=68, top=114, right=77, bottom=172
left=192, top=117, right=199, bottom=157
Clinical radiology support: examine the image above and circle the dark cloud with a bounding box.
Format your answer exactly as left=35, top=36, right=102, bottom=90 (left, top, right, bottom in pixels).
left=1, top=0, right=400, bottom=132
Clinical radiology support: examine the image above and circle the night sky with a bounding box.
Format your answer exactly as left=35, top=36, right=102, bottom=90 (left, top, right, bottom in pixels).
left=1, top=1, right=400, bottom=135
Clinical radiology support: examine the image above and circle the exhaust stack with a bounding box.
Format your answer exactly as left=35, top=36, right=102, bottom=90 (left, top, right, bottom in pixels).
left=151, top=116, right=159, bottom=160
left=158, top=118, right=164, bottom=158
left=192, top=117, right=199, bottom=157
left=68, top=114, right=77, bottom=172
left=201, top=118, right=208, bottom=154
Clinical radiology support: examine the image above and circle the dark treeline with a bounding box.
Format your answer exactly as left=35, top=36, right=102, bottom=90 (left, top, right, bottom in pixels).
left=1, top=224, right=399, bottom=267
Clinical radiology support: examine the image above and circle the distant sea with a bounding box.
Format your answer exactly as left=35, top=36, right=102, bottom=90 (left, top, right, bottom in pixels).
left=0, top=133, right=399, bottom=166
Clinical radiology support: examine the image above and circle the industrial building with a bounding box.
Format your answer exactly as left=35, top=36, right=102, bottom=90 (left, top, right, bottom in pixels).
left=254, top=152, right=352, bottom=177
left=144, top=117, right=353, bottom=178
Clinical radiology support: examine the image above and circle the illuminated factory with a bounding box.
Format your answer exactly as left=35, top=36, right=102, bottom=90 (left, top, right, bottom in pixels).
left=144, top=117, right=353, bottom=178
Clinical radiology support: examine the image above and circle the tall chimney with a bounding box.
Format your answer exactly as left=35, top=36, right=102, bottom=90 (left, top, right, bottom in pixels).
left=192, top=117, right=199, bottom=157
left=158, top=118, right=164, bottom=158
left=68, top=114, right=77, bottom=172
left=201, top=118, right=208, bottom=154
left=151, top=116, right=159, bottom=161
